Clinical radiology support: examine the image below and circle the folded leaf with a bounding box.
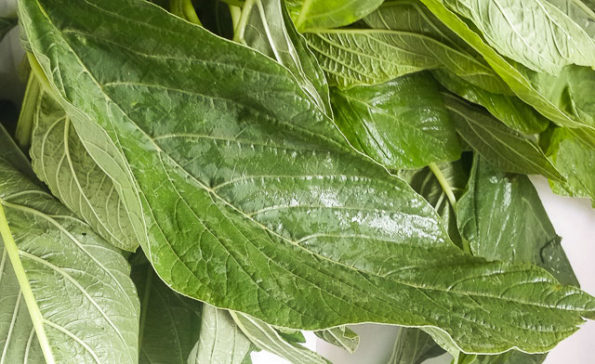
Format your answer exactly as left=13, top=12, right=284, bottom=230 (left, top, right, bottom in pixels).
left=433, top=70, right=549, bottom=134
left=331, top=73, right=461, bottom=169
left=29, top=88, right=138, bottom=251
left=445, top=94, right=564, bottom=181
left=131, top=254, right=202, bottom=364
left=243, top=0, right=331, bottom=115
left=188, top=306, right=251, bottom=364
left=231, top=312, right=328, bottom=364
left=314, top=327, right=359, bottom=354
left=0, top=126, right=139, bottom=364
left=442, top=0, right=595, bottom=74
left=20, top=0, right=595, bottom=354
left=286, top=0, right=384, bottom=31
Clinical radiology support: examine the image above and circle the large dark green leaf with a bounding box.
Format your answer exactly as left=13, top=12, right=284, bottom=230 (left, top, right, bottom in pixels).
left=131, top=254, right=202, bottom=364
left=433, top=70, right=549, bottom=134
left=0, top=126, right=139, bottom=364
left=242, top=0, right=331, bottom=115
left=29, top=87, right=138, bottom=251
left=542, top=127, right=595, bottom=204
left=445, top=94, right=564, bottom=181
left=420, top=0, right=595, bottom=134
left=286, top=0, right=384, bottom=31
left=388, top=328, right=445, bottom=364
left=442, top=0, right=595, bottom=74
left=20, top=0, right=595, bottom=354
left=331, top=73, right=461, bottom=169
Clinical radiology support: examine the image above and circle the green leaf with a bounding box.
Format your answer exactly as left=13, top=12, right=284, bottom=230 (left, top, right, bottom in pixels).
left=473, top=350, right=545, bottom=364
left=433, top=70, right=549, bottom=134
left=457, top=156, right=579, bottom=286
left=331, top=73, right=461, bottom=169
left=286, top=0, right=384, bottom=31
left=231, top=312, right=328, bottom=364
left=130, top=254, right=203, bottom=364
left=542, top=127, right=595, bottom=204
left=444, top=94, right=564, bottom=181
left=545, top=0, right=595, bottom=38
left=187, top=306, right=252, bottom=364
left=0, top=126, right=139, bottom=364
left=243, top=0, right=331, bottom=115
left=388, top=327, right=445, bottom=364
left=0, top=17, right=16, bottom=42
left=363, top=1, right=508, bottom=94
left=304, top=27, right=502, bottom=90
left=20, top=0, right=595, bottom=354
left=419, top=0, right=595, bottom=133
left=29, top=89, right=138, bottom=251
left=314, top=326, right=359, bottom=354
left=442, top=0, right=595, bottom=74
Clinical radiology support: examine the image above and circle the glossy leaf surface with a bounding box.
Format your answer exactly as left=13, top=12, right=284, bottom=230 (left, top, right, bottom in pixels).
left=20, top=0, right=595, bottom=354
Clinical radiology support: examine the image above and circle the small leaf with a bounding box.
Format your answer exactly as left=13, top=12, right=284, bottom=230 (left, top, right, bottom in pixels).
left=187, top=306, right=252, bottom=364
left=331, top=73, right=461, bottom=169
left=445, top=94, right=564, bottom=181
left=286, top=0, right=384, bottom=31
left=131, top=254, right=202, bottom=364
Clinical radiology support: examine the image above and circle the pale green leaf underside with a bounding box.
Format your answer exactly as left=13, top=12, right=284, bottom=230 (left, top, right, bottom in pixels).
left=331, top=73, right=461, bottom=169
left=443, top=0, right=595, bottom=74
left=314, top=326, right=359, bottom=354
left=304, top=28, right=501, bottom=90
left=0, top=128, right=139, bottom=364
left=20, top=0, right=595, bottom=354
left=231, top=312, right=327, bottom=364
left=29, top=89, right=138, bottom=251
left=188, top=306, right=251, bottom=364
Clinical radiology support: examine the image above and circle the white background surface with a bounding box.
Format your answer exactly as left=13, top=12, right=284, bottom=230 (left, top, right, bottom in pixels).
left=252, top=177, right=595, bottom=364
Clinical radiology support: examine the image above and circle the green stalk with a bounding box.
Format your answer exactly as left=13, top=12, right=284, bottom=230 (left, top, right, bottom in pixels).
left=0, top=201, right=55, bottom=363
left=233, top=0, right=255, bottom=43
left=428, top=163, right=456, bottom=207
left=170, top=0, right=202, bottom=26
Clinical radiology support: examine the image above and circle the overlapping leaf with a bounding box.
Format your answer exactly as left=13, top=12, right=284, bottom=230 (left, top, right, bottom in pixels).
left=331, top=73, right=461, bottom=169
left=286, top=0, right=384, bottom=31
left=20, top=0, right=595, bottom=354
left=0, top=126, right=139, bottom=364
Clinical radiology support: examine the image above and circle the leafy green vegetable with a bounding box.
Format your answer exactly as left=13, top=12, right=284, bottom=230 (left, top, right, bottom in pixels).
left=445, top=94, right=564, bottom=180
left=0, top=125, right=140, bottom=364
left=331, top=73, right=461, bottom=169
left=20, top=0, right=595, bottom=355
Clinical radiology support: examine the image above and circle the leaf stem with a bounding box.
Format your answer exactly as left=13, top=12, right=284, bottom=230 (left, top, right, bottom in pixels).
left=138, top=263, right=154, bottom=350
left=0, top=201, right=55, bottom=363
left=233, top=0, right=255, bottom=43
left=170, top=0, right=202, bottom=26
left=428, top=163, right=456, bottom=207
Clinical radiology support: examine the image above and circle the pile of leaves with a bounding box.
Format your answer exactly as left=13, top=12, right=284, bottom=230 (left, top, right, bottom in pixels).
left=1, top=0, right=594, bottom=363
